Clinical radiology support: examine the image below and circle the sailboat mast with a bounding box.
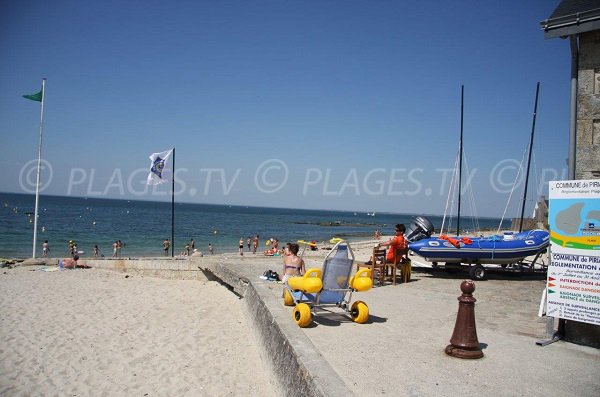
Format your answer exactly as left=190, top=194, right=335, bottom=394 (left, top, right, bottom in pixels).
left=457, top=85, right=464, bottom=236
left=519, top=82, right=540, bottom=232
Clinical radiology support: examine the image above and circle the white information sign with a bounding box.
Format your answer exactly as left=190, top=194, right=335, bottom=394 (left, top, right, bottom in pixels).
left=547, top=180, right=600, bottom=325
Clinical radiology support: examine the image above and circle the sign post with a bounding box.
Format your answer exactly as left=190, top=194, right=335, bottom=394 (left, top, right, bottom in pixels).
left=546, top=180, right=600, bottom=326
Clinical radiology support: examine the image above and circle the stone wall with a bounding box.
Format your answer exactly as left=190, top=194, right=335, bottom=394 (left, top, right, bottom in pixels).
left=576, top=31, right=600, bottom=179
left=567, top=30, right=600, bottom=347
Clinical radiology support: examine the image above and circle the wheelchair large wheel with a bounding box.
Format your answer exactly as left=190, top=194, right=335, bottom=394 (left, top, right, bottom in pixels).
left=283, top=290, right=294, bottom=306
left=293, top=303, right=312, bottom=327
left=350, top=300, right=369, bottom=324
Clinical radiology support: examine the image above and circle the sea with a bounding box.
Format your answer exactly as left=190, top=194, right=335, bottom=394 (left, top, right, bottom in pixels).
left=0, top=192, right=510, bottom=259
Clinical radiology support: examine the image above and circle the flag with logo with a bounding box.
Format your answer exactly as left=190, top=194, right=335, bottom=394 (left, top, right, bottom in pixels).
left=147, top=149, right=173, bottom=185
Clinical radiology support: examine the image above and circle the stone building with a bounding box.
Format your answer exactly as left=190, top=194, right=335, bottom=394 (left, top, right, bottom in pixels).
left=541, top=0, right=600, bottom=348
left=542, top=0, right=600, bottom=179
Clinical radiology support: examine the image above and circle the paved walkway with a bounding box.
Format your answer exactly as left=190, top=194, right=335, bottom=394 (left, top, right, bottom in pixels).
left=204, top=251, right=600, bottom=397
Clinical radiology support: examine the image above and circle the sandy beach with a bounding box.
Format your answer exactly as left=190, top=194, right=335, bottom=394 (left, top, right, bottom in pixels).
left=0, top=267, right=277, bottom=396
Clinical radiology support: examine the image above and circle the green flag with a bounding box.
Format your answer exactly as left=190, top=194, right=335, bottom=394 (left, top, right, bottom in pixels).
left=23, top=90, right=43, bottom=102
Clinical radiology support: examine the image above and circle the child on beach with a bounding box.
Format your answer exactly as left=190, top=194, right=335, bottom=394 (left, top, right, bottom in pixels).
left=208, top=243, right=213, bottom=255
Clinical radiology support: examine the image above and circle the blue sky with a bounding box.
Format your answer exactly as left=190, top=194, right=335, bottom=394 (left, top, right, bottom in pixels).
left=0, top=1, right=570, bottom=217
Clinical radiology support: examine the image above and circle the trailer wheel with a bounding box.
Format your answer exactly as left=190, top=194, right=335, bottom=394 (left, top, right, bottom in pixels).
left=469, top=264, right=486, bottom=280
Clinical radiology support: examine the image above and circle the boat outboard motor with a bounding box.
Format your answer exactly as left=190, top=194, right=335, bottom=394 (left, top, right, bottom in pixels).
left=405, top=216, right=434, bottom=242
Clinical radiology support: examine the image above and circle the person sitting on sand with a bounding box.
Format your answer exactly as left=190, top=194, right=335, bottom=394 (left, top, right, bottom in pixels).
left=281, top=243, right=305, bottom=282
left=376, top=224, right=407, bottom=263
left=60, top=255, right=80, bottom=269
left=263, top=247, right=279, bottom=256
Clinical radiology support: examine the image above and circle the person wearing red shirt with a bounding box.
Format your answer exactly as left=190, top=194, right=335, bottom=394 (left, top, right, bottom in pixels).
left=377, top=224, right=407, bottom=263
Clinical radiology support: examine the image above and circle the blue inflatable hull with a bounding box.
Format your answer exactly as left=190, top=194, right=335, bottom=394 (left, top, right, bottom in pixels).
left=408, top=229, right=550, bottom=264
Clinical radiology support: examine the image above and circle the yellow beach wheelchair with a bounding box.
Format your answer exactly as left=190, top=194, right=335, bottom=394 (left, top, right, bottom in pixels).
left=283, top=240, right=373, bottom=327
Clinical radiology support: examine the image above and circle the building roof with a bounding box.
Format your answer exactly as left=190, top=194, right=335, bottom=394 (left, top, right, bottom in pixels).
left=541, top=0, right=600, bottom=38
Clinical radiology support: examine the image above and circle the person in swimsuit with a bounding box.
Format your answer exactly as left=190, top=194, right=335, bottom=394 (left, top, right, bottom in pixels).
left=281, top=243, right=305, bottom=282
left=42, top=240, right=49, bottom=258
left=163, top=239, right=170, bottom=256
left=239, top=238, right=244, bottom=256
left=60, top=255, right=79, bottom=269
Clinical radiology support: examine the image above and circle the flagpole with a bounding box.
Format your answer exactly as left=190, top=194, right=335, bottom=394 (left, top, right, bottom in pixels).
left=32, top=78, right=47, bottom=259
left=171, top=147, right=175, bottom=258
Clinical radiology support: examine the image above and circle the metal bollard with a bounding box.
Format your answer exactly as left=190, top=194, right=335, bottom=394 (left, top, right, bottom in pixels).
left=445, top=279, right=484, bottom=359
